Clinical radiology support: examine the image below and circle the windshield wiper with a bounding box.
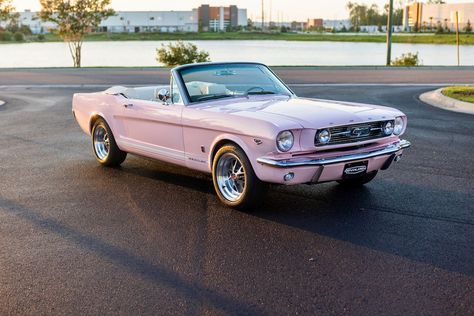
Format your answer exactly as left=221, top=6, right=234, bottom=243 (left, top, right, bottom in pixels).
left=246, top=91, right=276, bottom=95
left=192, top=94, right=234, bottom=102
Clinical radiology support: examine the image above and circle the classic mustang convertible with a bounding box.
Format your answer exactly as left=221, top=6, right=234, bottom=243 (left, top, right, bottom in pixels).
left=72, top=62, right=410, bottom=209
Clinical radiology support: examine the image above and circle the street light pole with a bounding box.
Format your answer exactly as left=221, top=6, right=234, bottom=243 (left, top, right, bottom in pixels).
left=386, top=0, right=394, bottom=66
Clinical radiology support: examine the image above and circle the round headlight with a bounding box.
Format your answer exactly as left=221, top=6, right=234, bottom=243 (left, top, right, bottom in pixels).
left=393, top=117, right=404, bottom=135
left=383, top=121, right=394, bottom=136
left=317, top=129, right=331, bottom=144
left=276, top=130, right=294, bottom=152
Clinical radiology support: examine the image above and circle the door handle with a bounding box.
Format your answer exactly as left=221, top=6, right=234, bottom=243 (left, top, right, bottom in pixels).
left=123, top=103, right=133, bottom=108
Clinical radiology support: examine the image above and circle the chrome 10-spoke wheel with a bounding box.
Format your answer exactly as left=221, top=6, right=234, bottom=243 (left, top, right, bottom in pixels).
left=91, top=118, right=127, bottom=167
left=93, top=124, right=110, bottom=161
left=216, top=153, right=246, bottom=202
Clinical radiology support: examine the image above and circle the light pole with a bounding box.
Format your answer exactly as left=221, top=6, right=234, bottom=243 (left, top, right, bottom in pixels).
left=386, top=0, right=394, bottom=66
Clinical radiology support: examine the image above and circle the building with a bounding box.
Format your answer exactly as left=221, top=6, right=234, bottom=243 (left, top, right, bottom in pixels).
left=323, top=19, right=351, bottom=31
left=100, top=11, right=199, bottom=33
left=403, top=1, right=474, bottom=31
left=307, top=18, right=323, bottom=29
left=197, top=5, right=247, bottom=31
left=10, top=5, right=248, bottom=34
left=4, top=9, right=56, bottom=34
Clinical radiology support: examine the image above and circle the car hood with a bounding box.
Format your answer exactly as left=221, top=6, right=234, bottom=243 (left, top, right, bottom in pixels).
left=199, top=96, right=403, bottom=129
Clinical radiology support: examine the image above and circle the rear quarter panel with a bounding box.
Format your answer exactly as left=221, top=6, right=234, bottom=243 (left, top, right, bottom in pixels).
left=72, top=92, right=121, bottom=137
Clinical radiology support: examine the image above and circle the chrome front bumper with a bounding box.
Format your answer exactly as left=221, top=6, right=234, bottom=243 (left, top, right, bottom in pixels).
left=257, top=139, right=411, bottom=168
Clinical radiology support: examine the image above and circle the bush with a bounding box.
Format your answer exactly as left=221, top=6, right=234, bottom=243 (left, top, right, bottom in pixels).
left=37, top=34, right=45, bottom=41
left=19, top=25, right=33, bottom=36
left=13, top=31, right=24, bottom=42
left=0, top=31, right=13, bottom=41
left=156, top=40, right=210, bottom=67
left=391, top=52, right=422, bottom=67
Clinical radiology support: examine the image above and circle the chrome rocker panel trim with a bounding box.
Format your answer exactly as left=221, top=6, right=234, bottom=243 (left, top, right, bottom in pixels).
left=257, top=139, right=411, bottom=168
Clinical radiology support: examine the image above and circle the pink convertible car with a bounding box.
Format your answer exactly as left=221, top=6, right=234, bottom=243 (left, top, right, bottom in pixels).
left=72, top=62, right=410, bottom=209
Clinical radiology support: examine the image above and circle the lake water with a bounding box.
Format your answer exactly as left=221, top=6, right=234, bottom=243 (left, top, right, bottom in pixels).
left=0, top=40, right=473, bottom=67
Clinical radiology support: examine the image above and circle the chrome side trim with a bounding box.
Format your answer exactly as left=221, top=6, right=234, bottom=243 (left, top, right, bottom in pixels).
left=257, top=139, right=411, bottom=168
left=119, top=137, right=185, bottom=161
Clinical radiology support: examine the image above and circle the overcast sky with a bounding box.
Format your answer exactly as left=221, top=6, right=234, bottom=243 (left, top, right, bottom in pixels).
left=11, top=0, right=474, bottom=21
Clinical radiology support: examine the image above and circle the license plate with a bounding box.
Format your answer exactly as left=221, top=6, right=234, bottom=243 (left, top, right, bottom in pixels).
left=343, top=161, right=368, bottom=179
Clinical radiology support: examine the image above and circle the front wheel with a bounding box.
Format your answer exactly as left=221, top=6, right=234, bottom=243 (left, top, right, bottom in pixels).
left=212, top=145, right=267, bottom=210
left=92, top=118, right=127, bottom=167
left=337, top=171, right=378, bottom=187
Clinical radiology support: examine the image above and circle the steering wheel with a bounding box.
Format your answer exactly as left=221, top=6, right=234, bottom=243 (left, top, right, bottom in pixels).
left=245, top=87, right=265, bottom=94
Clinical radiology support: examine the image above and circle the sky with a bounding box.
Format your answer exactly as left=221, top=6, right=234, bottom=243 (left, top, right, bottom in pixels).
left=11, top=0, right=474, bottom=21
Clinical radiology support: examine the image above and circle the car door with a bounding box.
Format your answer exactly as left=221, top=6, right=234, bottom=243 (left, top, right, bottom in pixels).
left=115, top=81, right=185, bottom=165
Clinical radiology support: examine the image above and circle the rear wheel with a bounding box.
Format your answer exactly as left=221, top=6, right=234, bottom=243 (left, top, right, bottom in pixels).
left=337, top=171, right=378, bottom=187
left=92, top=118, right=127, bottom=167
left=212, top=145, right=266, bottom=210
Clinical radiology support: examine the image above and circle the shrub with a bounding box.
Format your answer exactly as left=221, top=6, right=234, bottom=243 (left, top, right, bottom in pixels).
left=13, top=31, right=24, bottom=41
left=37, top=34, right=45, bottom=41
left=19, top=25, right=33, bottom=36
left=0, top=30, right=13, bottom=41
left=156, top=40, right=210, bottom=67
left=391, top=52, right=422, bottom=67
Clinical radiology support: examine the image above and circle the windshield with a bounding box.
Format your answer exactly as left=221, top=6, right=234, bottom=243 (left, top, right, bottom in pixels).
left=178, top=63, right=293, bottom=103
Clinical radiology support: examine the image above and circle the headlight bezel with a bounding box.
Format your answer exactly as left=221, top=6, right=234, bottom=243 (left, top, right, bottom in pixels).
left=276, top=130, right=294, bottom=152
left=393, top=116, right=404, bottom=135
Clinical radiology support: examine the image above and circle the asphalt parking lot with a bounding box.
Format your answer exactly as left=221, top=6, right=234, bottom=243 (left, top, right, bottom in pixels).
left=0, top=75, right=473, bottom=314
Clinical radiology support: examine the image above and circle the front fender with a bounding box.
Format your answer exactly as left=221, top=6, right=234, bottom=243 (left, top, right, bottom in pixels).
left=208, top=133, right=275, bottom=181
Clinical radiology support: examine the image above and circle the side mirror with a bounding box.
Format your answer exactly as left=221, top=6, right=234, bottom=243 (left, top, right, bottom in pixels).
left=157, top=88, right=170, bottom=104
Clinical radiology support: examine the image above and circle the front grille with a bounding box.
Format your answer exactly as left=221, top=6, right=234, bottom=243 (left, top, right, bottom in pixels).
left=315, top=121, right=392, bottom=146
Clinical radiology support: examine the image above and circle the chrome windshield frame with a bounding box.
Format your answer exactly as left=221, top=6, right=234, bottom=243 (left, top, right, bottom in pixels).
left=171, top=62, right=296, bottom=106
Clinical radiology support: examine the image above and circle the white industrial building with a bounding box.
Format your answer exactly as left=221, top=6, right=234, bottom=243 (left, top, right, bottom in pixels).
left=101, top=10, right=199, bottom=33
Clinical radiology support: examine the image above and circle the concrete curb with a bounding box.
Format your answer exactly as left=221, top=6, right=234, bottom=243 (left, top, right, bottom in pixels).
left=419, top=88, right=474, bottom=115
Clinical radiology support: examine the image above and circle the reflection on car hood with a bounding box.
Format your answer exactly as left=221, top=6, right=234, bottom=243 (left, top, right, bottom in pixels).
left=198, top=96, right=403, bottom=128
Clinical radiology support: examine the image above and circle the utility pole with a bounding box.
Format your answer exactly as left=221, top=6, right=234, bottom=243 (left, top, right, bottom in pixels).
left=262, top=0, right=265, bottom=31
left=456, top=11, right=460, bottom=66
left=386, top=0, right=394, bottom=66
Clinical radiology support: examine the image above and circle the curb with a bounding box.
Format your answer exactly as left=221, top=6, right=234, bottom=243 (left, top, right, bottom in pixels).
left=419, top=88, right=474, bottom=115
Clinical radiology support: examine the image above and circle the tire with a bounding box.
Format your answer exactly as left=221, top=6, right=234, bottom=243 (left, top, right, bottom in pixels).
left=337, top=171, right=378, bottom=187
left=212, top=144, right=267, bottom=211
left=91, top=118, right=127, bottom=167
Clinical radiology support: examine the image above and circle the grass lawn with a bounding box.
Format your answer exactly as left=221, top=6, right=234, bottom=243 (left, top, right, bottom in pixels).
left=442, top=86, right=474, bottom=103
left=2, top=31, right=474, bottom=45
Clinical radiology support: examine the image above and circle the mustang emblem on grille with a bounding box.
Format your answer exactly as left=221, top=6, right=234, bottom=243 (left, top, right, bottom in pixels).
left=350, top=126, right=371, bottom=137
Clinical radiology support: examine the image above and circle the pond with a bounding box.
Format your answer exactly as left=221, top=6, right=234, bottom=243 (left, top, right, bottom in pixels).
left=0, top=40, right=472, bottom=67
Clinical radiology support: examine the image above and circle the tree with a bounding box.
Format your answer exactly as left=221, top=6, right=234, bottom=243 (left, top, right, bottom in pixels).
left=443, top=18, right=450, bottom=32
left=39, top=0, right=115, bottom=68
left=0, top=0, right=15, bottom=22
left=465, top=20, right=472, bottom=33
left=346, top=2, right=403, bottom=30
left=156, top=41, right=210, bottom=67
